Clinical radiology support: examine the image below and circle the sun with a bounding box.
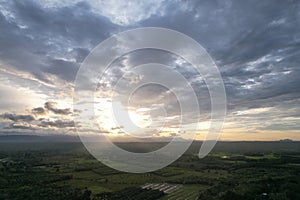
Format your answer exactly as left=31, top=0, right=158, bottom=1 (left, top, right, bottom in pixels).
left=94, top=98, right=152, bottom=136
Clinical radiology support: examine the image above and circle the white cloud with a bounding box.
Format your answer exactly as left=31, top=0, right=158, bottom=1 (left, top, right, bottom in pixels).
left=0, top=84, right=45, bottom=112
left=235, top=107, right=273, bottom=116
left=38, top=0, right=167, bottom=26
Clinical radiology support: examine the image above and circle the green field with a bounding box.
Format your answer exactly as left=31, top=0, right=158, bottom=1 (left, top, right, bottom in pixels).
left=0, top=141, right=299, bottom=199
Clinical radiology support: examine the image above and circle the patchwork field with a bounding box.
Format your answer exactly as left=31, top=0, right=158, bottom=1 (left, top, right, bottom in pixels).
left=0, top=141, right=299, bottom=199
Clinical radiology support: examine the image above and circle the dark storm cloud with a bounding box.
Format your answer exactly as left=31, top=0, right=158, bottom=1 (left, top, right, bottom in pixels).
left=44, top=101, right=71, bottom=115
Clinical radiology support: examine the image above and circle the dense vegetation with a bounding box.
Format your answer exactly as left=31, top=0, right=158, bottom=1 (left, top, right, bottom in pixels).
left=93, top=187, right=164, bottom=200
left=0, top=141, right=299, bottom=199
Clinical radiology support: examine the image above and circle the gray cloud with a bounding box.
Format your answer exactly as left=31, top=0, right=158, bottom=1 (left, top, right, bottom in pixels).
left=44, top=101, right=71, bottom=115
left=141, top=0, right=300, bottom=104
left=0, top=0, right=299, bottom=135
left=39, top=120, right=74, bottom=128
left=8, top=122, right=36, bottom=130
left=32, top=107, right=46, bottom=115
left=0, top=0, right=118, bottom=84
left=261, top=123, right=300, bottom=131
left=0, top=113, right=35, bottom=122
left=0, top=101, right=75, bottom=132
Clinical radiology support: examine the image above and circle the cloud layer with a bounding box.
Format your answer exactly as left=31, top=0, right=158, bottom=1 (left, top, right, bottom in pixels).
left=0, top=0, right=299, bottom=140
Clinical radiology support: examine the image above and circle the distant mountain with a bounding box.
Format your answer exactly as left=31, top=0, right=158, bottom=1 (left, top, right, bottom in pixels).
left=279, top=139, right=294, bottom=142
left=0, top=134, right=190, bottom=143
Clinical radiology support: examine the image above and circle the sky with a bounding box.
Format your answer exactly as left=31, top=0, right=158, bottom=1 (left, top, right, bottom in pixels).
left=0, top=0, right=299, bottom=141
